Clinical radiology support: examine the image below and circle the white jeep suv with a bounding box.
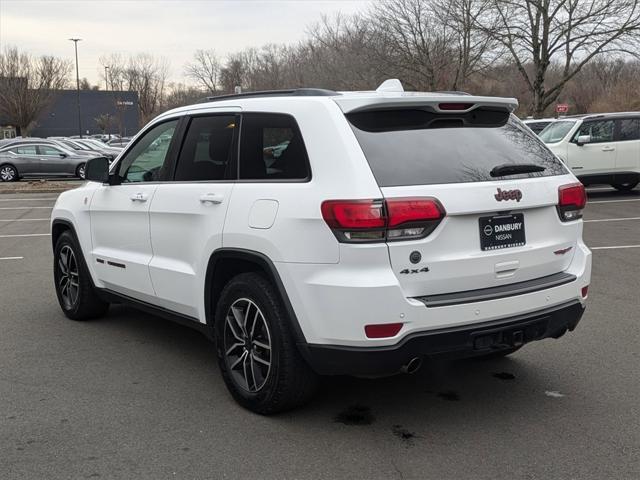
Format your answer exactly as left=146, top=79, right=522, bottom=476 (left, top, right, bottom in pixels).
left=51, top=81, right=591, bottom=414
left=540, top=112, right=640, bottom=191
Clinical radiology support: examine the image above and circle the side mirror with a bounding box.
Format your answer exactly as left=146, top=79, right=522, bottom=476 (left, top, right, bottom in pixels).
left=85, top=157, right=110, bottom=183
left=59, top=153, right=68, bottom=158
left=576, top=135, right=591, bottom=146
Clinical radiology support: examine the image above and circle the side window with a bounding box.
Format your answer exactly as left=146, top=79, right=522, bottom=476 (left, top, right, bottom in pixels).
left=573, top=120, right=614, bottom=144
left=618, top=119, right=640, bottom=141
left=38, top=145, right=63, bottom=156
left=239, top=113, right=310, bottom=180
left=14, top=146, right=37, bottom=155
left=117, top=120, right=178, bottom=183
left=174, top=115, right=236, bottom=181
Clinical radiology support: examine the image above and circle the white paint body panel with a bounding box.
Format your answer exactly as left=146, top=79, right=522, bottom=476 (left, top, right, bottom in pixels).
left=148, top=183, right=235, bottom=319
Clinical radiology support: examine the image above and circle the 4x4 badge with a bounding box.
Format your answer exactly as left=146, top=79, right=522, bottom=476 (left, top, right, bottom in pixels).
left=495, top=188, right=522, bottom=202
left=400, top=267, right=430, bottom=274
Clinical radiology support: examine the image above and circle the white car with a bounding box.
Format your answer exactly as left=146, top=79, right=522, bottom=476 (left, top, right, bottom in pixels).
left=50, top=80, right=591, bottom=414
left=523, top=117, right=558, bottom=135
left=540, top=113, right=640, bottom=191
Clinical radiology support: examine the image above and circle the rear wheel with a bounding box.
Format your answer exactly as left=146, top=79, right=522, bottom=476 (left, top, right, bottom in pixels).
left=612, top=181, right=638, bottom=191
left=54, top=231, right=109, bottom=320
left=214, top=272, right=318, bottom=414
left=76, top=163, right=86, bottom=179
left=0, top=164, right=18, bottom=182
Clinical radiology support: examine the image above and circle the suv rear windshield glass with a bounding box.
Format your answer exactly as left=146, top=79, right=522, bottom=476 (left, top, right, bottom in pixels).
left=347, top=109, right=567, bottom=186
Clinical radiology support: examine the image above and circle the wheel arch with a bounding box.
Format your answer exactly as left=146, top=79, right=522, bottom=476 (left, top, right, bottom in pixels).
left=204, top=248, right=307, bottom=344
left=51, top=218, right=76, bottom=251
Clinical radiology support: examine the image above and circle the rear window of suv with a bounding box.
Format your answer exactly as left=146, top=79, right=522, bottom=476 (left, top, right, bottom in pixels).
left=347, top=109, right=567, bottom=186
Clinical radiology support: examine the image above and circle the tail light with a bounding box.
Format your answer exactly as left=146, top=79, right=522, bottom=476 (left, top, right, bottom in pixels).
left=321, top=197, right=445, bottom=243
left=557, top=183, right=586, bottom=221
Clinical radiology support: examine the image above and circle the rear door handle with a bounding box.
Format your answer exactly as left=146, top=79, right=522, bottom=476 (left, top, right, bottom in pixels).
left=130, top=192, right=148, bottom=202
left=199, top=193, right=224, bottom=204
left=602, top=146, right=615, bottom=152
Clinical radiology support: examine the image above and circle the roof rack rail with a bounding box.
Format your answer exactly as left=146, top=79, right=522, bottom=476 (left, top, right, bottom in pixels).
left=433, top=90, right=472, bottom=96
left=201, top=88, right=339, bottom=103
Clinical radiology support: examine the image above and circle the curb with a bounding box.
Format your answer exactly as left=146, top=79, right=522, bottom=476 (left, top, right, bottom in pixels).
left=0, top=188, right=74, bottom=194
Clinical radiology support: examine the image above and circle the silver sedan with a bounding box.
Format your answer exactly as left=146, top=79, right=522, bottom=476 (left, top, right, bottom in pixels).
left=0, top=141, right=104, bottom=181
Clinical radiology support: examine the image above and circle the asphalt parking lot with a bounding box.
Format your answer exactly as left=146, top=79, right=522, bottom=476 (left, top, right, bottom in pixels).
left=1, top=186, right=639, bottom=479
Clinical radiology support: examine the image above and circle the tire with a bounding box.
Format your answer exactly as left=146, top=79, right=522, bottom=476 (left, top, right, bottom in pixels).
left=76, top=163, right=86, bottom=179
left=214, top=272, right=318, bottom=414
left=53, top=230, right=109, bottom=320
left=474, top=346, right=521, bottom=360
left=0, top=164, right=18, bottom=182
left=612, top=182, right=638, bottom=191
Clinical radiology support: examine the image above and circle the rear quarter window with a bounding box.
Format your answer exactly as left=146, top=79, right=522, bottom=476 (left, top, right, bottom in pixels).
left=347, top=109, right=567, bottom=187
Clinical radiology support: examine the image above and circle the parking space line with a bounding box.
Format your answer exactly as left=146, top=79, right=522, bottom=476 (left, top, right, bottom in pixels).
left=0, top=233, right=50, bottom=238
left=591, top=245, right=640, bottom=250
left=0, top=256, right=24, bottom=260
left=0, top=206, right=53, bottom=210
left=0, top=218, right=49, bottom=222
left=588, top=198, right=640, bottom=204
left=584, top=217, right=640, bottom=223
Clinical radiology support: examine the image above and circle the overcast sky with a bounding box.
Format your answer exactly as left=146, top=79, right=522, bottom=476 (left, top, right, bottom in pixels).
left=0, top=0, right=374, bottom=85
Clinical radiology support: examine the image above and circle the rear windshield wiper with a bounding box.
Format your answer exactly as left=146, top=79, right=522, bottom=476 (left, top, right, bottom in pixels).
left=490, top=163, right=546, bottom=177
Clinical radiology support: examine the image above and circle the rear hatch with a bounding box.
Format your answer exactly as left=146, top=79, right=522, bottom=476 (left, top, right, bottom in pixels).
left=342, top=100, right=583, bottom=298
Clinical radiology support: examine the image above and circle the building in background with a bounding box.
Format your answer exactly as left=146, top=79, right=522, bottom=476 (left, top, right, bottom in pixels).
left=29, top=90, right=139, bottom=138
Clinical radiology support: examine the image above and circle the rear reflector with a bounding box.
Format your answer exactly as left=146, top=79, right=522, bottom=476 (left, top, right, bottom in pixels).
left=581, top=286, right=589, bottom=298
left=365, top=323, right=403, bottom=338
left=557, top=183, right=586, bottom=221
left=321, top=197, right=445, bottom=243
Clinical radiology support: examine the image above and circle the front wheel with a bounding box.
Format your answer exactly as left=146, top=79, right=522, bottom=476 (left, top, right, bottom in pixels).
left=54, top=231, right=109, bottom=320
left=0, top=164, right=18, bottom=182
left=76, top=163, right=86, bottom=179
left=612, top=182, right=638, bottom=191
left=214, top=272, right=318, bottom=414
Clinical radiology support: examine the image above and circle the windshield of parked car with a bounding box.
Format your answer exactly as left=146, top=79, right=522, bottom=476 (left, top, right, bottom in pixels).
left=539, top=120, right=576, bottom=143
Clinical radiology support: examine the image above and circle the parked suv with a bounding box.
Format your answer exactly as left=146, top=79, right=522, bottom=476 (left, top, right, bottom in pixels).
left=50, top=81, right=591, bottom=414
left=540, top=112, right=640, bottom=191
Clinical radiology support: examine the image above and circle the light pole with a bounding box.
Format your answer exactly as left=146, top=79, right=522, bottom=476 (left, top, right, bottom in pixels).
left=69, top=38, right=82, bottom=138
left=104, top=66, right=109, bottom=91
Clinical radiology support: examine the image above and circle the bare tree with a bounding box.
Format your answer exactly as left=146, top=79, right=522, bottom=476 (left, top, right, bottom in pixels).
left=367, top=0, right=456, bottom=90
left=94, top=113, right=112, bottom=134
left=162, top=82, right=206, bottom=110
left=477, top=0, right=640, bottom=117
left=0, top=47, right=70, bottom=135
left=185, top=49, right=221, bottom=95
left=100, top=53, right=169, bottom=125
left=434, top=0, right=500, bottom=90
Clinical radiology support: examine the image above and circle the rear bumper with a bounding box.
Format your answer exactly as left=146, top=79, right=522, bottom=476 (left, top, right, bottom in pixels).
left=299, top=300, right=585, bottom=376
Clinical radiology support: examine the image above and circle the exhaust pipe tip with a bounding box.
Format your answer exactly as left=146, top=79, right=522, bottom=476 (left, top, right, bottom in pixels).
left=400, top=357, right=423, bottom=375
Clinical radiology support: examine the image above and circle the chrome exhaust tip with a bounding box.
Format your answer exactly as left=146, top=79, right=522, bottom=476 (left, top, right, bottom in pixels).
left=400, top=357, right=422, bottom=374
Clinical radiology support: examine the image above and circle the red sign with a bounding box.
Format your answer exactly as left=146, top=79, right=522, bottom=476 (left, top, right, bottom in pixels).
left=555, top=104, right=569, bottom=114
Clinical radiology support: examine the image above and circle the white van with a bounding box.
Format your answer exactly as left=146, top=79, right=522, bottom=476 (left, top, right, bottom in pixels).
left=540, top=113, right=640, bottom=191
